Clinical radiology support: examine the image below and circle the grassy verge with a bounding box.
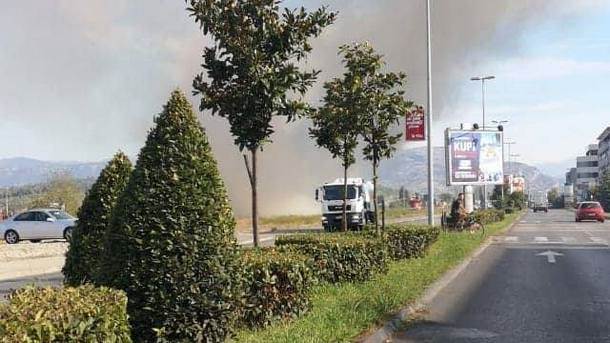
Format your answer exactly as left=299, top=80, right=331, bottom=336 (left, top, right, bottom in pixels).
left=234, top=212, right=521, bottom=342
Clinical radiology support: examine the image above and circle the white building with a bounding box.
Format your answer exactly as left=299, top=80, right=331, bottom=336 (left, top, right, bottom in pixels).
left=575, top=144, right=599, bottom=201
left=597, top=127, right=610, bottom=179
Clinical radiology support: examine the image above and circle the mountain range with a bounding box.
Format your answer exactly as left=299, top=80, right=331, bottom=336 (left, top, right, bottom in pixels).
left=378, top=147, right=564, bottom=194
left=0, top=151, right=563, bottom=196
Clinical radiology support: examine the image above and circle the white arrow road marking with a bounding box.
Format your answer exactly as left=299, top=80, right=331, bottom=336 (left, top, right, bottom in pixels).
left=537, top=250, right=563, bottom=264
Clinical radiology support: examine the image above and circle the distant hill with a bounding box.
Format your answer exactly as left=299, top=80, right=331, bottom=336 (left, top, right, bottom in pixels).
left=0, top=157, right=105, bottom=187
left=379, top=147, right=563, bottom=195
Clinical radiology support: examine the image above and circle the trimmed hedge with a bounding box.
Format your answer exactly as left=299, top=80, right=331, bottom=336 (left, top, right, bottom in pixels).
left=276, top=233, right=389, bottom=283
left=0, top=285, right=131, bottom=342
left=241, top=248, right=314, bottom=329
left=473, top=209, right=505, bottom=224
left=365, top=224, right=440, bottom=260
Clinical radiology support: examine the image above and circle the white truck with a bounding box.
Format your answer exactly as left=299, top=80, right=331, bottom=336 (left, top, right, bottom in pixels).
left=533, top=191, right=549, bottom=213
left=315, top=178, right=375, bottom=231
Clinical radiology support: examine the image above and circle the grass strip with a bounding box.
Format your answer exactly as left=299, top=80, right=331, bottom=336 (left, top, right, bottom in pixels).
left=234, top=212, right=521, bottom=342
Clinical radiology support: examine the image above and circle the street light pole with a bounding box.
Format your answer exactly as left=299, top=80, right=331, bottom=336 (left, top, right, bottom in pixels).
left=425, top=0, right=434, bottom=225
left=471, top=75, right=495, bottom=209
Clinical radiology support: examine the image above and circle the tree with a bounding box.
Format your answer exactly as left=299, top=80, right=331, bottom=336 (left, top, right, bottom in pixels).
left=309, top=89, right=361, bottom=231
left=63, top=152, right=132, bottom=287
left=187, top=0, right=335, bottom=246
left=345, top=43, right=412, bottom=232
left=29, top=172, right=84, bottom=215
left=98, top=90, right=242, bottom=341
left=598, top=171, right=610, bottom=211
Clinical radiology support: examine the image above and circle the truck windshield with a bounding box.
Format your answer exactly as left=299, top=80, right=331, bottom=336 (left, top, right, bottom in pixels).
left=323, top=185, right=357, bottom=200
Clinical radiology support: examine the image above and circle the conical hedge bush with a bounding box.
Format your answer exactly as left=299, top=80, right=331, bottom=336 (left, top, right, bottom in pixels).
left=98, top=90, right=242, bottom=342
left=62, top=152, right=132, bottom=286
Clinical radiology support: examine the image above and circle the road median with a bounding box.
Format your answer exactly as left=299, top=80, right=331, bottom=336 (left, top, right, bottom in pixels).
left=234, top=212, right=523, bottom=342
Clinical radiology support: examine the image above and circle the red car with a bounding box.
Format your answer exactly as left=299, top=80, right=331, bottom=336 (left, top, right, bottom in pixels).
left=575, top=202, right=606, bottom=222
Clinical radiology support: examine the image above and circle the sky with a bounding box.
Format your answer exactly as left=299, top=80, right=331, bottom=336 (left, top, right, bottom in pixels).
left=1, top=1, right=609, bottom=214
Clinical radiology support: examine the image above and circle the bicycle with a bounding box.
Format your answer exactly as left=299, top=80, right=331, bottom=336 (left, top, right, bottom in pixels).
left=441, top=211, right=485, bottom=237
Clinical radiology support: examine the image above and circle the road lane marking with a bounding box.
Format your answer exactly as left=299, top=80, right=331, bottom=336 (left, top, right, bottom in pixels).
left=537, top=250, right=563, bottom=263
left=590, top=237, right=608, bottom=245
left=561, top=237, right=576, bottom=243
left=504, top=236, right=518, bottom=242
left=534, top=236, right=548, bottom=243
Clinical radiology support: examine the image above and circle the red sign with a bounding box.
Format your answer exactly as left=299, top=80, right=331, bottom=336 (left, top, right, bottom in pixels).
left=406, top=106, right=425, bottom=141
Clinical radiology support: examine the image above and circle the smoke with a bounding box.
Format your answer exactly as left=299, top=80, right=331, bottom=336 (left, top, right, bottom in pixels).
left=0, top=1, right=604, bottom=216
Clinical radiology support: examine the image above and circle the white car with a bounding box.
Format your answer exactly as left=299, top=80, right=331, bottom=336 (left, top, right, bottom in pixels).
left=0, top=209, right=77, bottom=244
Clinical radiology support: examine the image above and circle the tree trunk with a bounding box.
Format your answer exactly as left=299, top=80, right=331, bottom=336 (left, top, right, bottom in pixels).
left=373, top=157, right=379, bottom=234
left=342, top=164, right=348, bottom=232
left=244, top=149, right=259, bottom=247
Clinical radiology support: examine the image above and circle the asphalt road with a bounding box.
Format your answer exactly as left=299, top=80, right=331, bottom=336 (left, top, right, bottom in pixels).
left=393, top=209, right=610, bottom=343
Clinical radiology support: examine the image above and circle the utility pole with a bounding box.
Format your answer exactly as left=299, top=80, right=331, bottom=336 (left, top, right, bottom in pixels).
left=425, top=0, right=434, bottom=225
left=471, top=75, right=495, bottom=209
left=504, top=141, right=516, bottom=174
left=493, top=120, right=509, bottom=204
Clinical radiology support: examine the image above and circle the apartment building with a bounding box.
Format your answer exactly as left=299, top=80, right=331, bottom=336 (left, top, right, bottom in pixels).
left=575, top=144, right=599, bottom=201
left=598, top=127, right=610, bottom=178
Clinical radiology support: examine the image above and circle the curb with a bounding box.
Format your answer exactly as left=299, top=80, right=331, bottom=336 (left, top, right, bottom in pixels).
left=360, top=212, right=525, bottom=343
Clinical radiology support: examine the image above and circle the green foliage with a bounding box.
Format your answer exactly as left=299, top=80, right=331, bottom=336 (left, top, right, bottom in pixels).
left=472, top=209, right=506, bottom=224
left=98, top=90, right=242, bottom=342
left=276, top=233, right=389, bottom=283
left=240, top=248, right=314, bottom=329
left=506, top=191, right=526, bottom=210
left=28, top=172, right=84, bottom=215
left=0, top=285, right=131, bottom=342
left=188, top=0, right=336, bottom=151
left=598, top=171, right=610, bottom=211
left=364, top=224, right=440, bottom=260
left=63, top=152, right=132, bottom=287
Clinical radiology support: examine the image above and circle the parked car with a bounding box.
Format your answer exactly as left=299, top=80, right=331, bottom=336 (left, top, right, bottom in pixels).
left=575, top=202, right=606, bottom=223
left=0, top=209, right=77, bottom=244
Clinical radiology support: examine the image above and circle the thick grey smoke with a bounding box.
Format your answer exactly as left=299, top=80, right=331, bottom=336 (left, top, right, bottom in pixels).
left=0, top=1, right=604, bottom=216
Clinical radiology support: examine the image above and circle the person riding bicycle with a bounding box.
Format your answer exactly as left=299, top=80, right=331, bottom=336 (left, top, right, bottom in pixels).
left=450, top=193, right=467, bottom=227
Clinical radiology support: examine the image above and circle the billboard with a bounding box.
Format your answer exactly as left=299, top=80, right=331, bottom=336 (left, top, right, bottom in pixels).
left=445, top=129, right=504, bottom=185
left=405, top=106, right=425, bottom=141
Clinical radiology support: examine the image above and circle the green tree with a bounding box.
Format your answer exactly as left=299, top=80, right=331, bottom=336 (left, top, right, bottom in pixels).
left=187, top=0, right=335, bottom=246
left=62, top=152, right=132, bottom=286
left=597, top=171, right=610, bottom=211
left=98, top=90, right=242, bottom=341
left=29, top=172, right=84, bottom=215
left=309, top=67, right=362, bottom=231
left=344, top=43, right=413, bottom=232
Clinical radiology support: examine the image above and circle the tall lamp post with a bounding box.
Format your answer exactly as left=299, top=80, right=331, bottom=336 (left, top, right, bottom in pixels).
left=492, top=119, right=508, bottom=204
left=471, top=75, right=495, bottom=209
left=425, top=0, right=434, bottom=225
left=510, top=153, right=521, bottom=175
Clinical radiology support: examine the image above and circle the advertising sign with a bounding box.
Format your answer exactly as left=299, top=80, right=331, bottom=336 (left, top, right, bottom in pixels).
left=445, top=129, right=504, bottom=185
left=405, top=106, right=425, bottom=141
left=512, top=176, right=525, bottom=193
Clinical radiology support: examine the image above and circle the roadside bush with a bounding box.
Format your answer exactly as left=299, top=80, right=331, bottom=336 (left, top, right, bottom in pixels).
left=0, top=285, right=131, bottom=342
left=276, top=233, right=389, bottom=283
left=98, top=90, right=242, bottom=342
left=240, top=248, right=314, bottom=329
left=63, top=152, right=132, bottom=286
left=473, top=209, right=505, bottom=224
left=364, top=224, right=440, bottom=260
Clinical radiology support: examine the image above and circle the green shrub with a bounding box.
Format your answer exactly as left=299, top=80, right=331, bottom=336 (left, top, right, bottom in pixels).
left=0, top=285, right=131, bottom=342
left=98, top=90, right=242, bottom=342
left=241, top=248, right=314, bottom=329
left=473, top=209, right=505, bottom=224
left=365, top=224, right=440, bottom=260
left=63, top=152, right=132, bottom=286
left=276, top=233, right=389, bottom=283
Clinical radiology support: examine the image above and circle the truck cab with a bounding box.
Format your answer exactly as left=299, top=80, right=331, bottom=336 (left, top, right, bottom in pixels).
left=315, top=178, right=374, bottom=231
